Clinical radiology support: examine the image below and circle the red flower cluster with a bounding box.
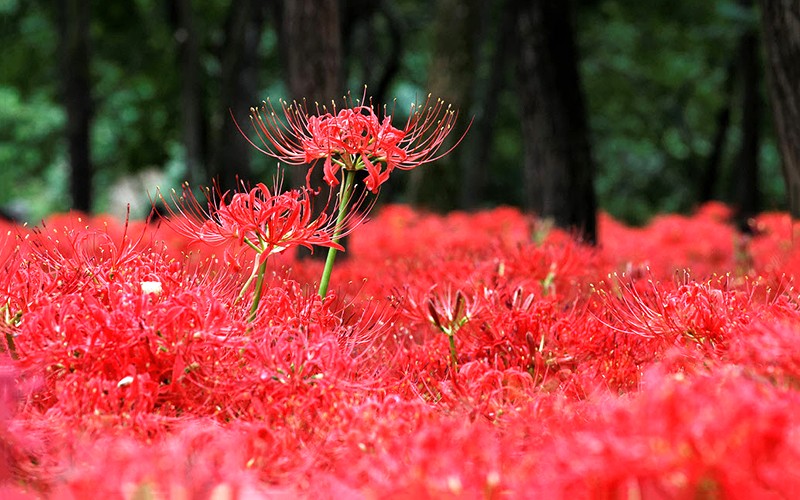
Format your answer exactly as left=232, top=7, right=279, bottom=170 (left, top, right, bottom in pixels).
left=159, top=182, right=355, bottom=263
left=0, top=203, right=799, bottom=496
left=248, top=94, right=461, bottom=192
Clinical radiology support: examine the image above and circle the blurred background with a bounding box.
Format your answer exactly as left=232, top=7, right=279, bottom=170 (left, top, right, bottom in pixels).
left=0, top=0, right=790, bottom=237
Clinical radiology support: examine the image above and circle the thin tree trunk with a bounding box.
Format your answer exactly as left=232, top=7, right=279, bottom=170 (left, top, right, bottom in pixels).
left=734, top=19, right=761, bottom=230
left=344, top=0, right=403, bottom=109
left=370, top=1, right=402, bottom=109
left=283, top=0, right=342, bottom=104
left=407, top=0, right=477, bottom=208
left=459, top=0, right=514, bottom=209
left=210, top=1, right=266, bottom=192
left=280, top=0, right=343, bottom=258
left=59, top=0, right=93, bottom=213
left=173, top=0, right=204, bottom=185
left=281, top=0, right=343, bottom=192
left=759, top=1, right=800, bottom=217
left=515, top=0, right=597, bottom=243
left=699, top=60, right=735, bottom=203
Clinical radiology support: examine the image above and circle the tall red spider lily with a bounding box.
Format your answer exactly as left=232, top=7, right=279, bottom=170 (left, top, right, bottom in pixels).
left=245, top=93, right=464, bottom=193
left=158, top=180, right=367, bottom=318
left=158, top=181, right=362, bottom=263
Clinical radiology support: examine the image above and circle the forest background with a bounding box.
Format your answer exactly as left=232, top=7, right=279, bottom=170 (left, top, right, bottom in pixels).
left=0, top=0, right=790, bottom=235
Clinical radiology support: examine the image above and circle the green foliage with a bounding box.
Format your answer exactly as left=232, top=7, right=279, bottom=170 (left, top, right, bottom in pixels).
left=0, top=2, right=64, bottom=220
left=579, top=0, right=783, bottom=224
left=90, top=0, right=181, bottom=174
left=0, top=87, right=68, bottom=220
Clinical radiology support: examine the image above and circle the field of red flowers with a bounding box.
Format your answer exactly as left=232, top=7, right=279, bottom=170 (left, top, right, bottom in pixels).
left=1, top=201, right=799, bottom=498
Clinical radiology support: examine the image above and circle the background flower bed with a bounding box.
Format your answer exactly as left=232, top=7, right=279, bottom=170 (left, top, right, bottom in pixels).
left=1, top=202, right=799, bottom=498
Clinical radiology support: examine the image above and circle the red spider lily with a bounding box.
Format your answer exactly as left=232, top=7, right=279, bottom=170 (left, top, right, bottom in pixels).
left=159, top=181, right=359, bottom=263
left=246, top=93, right=463, bottom=193
left=6, top=203, right=800, bottom=496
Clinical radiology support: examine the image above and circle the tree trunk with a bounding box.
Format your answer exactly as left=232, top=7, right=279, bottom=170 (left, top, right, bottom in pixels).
left=281, top=0, right=343, bottom=192
left=172, top=0, right=205, bottom=186
left=59, top=0, right=93, bottom=213
left=759, top=0, right=800, bottom=218
left=210, top=0, right=266, bottom=192
left=734, top=17, right=761, bottom=230
left=283, top=0, right=342, bottom=104
left=515, top=0, right=597, bottom=243
left=459, top=0, right=514, bottom=209
left=699, top=60, right=735, bottom=203
left=343, top=0, right=402, bottom=109
left=280, top=0, right=343, bottom=258
left=407, top=0, right=477, bottom=208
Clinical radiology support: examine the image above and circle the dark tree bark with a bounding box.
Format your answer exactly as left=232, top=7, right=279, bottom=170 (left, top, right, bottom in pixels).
left=459, top=0, right=514, bottom=209
left=759, top=1, right=800, bottom=218
left=281, top=0, right=343, bottom=191
left=368, top=1, right=403, bottom=109
left=407, top=0, right=478, bottom=208
left=210, top=1, right=267, bottom=192
left=734, top=18, right=761, bottom=230
left=514, top=0, right=597, bottom=243
left=339, top=0, right=404, bottom=205
left=343, top=0, right=403, bottom=109
left=279, top=0, right=343, bottom=258
left=283, top=0, right=342, bottom=104
left=59, top=0, right=93, bottom=213
left=172, top=0, right=205, bottom=185
left=699, top=60, right=735, bottom=203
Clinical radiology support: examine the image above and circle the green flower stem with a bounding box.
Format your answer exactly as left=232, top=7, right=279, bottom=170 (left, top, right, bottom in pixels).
left=235, top=249, right=262, bottom=307
left=447, top=333, right=458, bottom=369
left=236, top=236, right=270, bottom=322
left=249, top=257, right=268, bottom=322
left=318, top=169, right=357, bottom=298
left=4, top=333, right=16, bottom=360
left=1, top=306, right=19, bottom=360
